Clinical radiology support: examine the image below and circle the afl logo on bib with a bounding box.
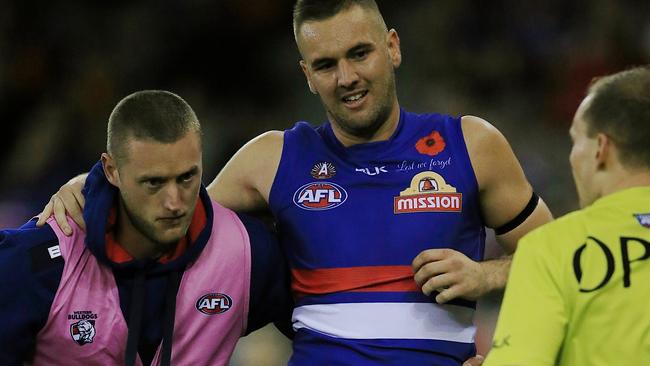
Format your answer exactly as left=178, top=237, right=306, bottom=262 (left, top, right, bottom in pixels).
left=293, top=182, right=348, bottom=210
left=196, top=293, right=232, bottom=315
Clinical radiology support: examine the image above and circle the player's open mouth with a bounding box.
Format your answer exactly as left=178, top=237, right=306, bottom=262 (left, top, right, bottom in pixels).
left=341, top=90, right=368, bottom=106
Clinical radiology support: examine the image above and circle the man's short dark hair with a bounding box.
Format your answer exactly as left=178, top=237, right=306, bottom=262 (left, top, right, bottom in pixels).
left=107, top=90, right=201, bottom=163
left=293, top=0, right=384, bottom=37
left=584, top=66, right=650, bottom=169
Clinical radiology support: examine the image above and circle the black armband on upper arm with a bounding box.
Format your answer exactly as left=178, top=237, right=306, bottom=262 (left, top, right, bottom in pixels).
left=494, top=192, right=539, bottom=235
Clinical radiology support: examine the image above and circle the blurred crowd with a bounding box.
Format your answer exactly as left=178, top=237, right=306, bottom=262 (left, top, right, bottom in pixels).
left=1, top=0, right=648, bottom=363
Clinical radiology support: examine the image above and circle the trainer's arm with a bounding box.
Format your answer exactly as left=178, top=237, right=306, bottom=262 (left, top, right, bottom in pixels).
left=207, top=130, right=284, bottom=212
left=238, top=213, right=294, bottom=337
left=0, top=221, right=64, bottom=365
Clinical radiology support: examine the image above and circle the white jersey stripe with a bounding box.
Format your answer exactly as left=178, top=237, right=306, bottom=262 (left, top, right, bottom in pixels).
left=292, top=302, right=476, bottom=343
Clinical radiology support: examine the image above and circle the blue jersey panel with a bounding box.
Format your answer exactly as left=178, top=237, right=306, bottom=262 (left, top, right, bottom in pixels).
left=269, top=109, right=485, bottom=363
left=290, top=328, right=475, bottom=366
left=270, top=109, right=484, bottom=270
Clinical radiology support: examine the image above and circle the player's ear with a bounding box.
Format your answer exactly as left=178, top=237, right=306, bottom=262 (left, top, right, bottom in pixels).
left=101, top=153, right=120, bottom=187
left=300, top=60, right=318, bottom=94
left=387, top=29, right=402, bottom=68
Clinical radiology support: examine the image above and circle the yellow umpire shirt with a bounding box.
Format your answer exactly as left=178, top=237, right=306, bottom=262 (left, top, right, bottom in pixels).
left=485, top=186, right=650, bottom=366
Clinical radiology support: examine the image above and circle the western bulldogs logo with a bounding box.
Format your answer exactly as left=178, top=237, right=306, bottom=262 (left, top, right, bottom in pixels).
left=196, top=293, right=232, bottom=315
left=293, top=182, right=348, bottom=211
left=70, top=320, right=96, bottom=345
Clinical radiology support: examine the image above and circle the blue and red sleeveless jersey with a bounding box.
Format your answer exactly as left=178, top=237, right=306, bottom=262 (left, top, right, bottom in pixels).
left=269, top=109, right=486, bottom=365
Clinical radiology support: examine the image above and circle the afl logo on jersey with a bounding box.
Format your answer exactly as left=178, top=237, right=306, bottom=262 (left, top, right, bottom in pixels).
left=196, top=293, right=232, bottom=315
left=293, top=182, right=348, bottom=210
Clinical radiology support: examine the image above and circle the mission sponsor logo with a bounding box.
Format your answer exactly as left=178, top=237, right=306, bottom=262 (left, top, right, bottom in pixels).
left=293, top=182, right=348, bottom=211
left=311, top=162, right=337, bottom=179
left=196, top=293, right=232, bottom=315
left=634, top=214, right=650, bottom=228
left=394, top=171, right=461, bottom=214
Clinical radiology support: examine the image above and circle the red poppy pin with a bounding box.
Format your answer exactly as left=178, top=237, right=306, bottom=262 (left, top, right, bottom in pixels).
left=415, top=130, right=446, bottom=156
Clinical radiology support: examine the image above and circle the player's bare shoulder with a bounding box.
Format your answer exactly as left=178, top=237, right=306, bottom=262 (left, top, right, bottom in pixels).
left=242, top=130, right=285, bottom=185
left=247, top=130, right=285, bottom=157
left=460, top=115, right=521, bottom=191
left=460, top=115, right=507, bottom=162
left=208, top=130, right=285, bottom=211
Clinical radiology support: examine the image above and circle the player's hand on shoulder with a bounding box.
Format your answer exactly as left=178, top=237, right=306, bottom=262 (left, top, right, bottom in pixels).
left=36, top=174, right=87, bottom=236
left=412, top=248, right=488, bottom=304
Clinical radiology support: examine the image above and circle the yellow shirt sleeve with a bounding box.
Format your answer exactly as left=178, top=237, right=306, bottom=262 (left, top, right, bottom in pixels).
left=484, top=228, right=569, bottom=366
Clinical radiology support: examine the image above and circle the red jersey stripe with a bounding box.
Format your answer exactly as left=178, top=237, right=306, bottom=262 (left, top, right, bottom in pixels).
left=291, top=265, right=419, bottom=296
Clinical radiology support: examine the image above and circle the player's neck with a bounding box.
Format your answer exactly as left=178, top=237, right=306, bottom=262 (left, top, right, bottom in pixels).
left=330, top=102, right=401, bottom=147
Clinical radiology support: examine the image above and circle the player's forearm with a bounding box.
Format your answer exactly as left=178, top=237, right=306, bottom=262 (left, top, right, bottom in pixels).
left=478, top=255, right=512, bottom=294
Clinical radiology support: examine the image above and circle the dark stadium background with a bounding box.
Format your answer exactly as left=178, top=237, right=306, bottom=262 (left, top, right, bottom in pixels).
left=1, top=1, right=647, bottom=363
